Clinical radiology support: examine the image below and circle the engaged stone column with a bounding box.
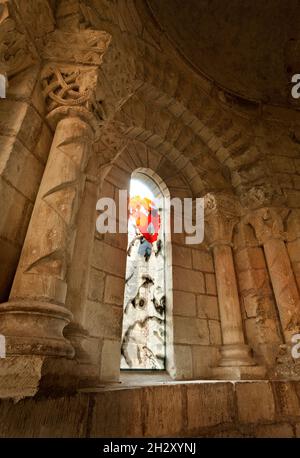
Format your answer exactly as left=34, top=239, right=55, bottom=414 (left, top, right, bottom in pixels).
left=205, top=194, right=265, bottom=379
left=249, top=208, right=300, bottom=343
left=0, top=61, right=108, bottom=359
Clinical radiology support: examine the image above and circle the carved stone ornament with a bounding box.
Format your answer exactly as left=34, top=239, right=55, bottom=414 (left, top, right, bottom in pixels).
left=0, top=1, right=36, bottom=76
left=241, top=184, right=285, bottom=210
left=204, top=193, right=241, bottom=247
left=41, top=65, right=106, bottom=126
left=246, top=207, right=288, bottom=245
left=41, top=29, right=111, bottom=66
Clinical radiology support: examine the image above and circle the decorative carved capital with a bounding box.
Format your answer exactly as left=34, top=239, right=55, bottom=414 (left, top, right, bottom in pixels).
left=240, top=184, right=286, bottom=210
left=204, top=193, right=241, bottom=247
left=0, top=1, right=36, bottom=76
left=245, top=207, right=288, bottom=245
left=41, top=64, right=106, bottom=132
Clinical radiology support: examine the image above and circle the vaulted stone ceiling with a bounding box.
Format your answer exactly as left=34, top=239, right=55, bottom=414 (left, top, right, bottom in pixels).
left=147, top=0, right=300, bottom=107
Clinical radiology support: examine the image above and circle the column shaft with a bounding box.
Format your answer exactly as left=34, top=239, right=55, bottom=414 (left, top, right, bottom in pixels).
left=0, top=116, right=94, bottom=357
left=213, top=244, right=245, bottom=345
left=263, top=238, right=300, bottom=342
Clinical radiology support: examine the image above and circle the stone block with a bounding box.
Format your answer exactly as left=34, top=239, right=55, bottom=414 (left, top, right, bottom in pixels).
left=143, top=385, right=184, bottom=436
left=0, top=392, right=89, bottom=437
left=100, top=339, right=121, bottom=381
left=174, top=316, right=209, bottom=345
left=84, top=301, right=122, bottom=339
left=173, top=290, right=196, bottom=316
left=90, top=389, right=143, bottom=437
left=192, top=345, right=220, bottom=378
left=104, top=275, right=125, bottom=306
left=87, top=268, right=105, bottom=303
left=197, top=294, right=219, bottom=319
left=0, top=178, right=33, bottom=244
left=0, top=136, right=44, bottom=202
left=173, top=266, right=205, bottom=293
left=174, top=345, right=193, bottom=379
left=92, top=240, right=127, bottom=277
left=192, top=249, right=214, bottom=272
left=236, top=382, right=275, bottom=423
left=173, top=244, right=192, bottom=268
left=186, top=382, right=235, bottom=429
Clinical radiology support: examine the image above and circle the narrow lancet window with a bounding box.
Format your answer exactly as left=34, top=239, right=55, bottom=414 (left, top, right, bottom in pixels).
left=120, top=172, right=167, bottom=370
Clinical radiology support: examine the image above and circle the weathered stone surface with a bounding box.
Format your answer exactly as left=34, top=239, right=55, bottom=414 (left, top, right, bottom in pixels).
left=236, top=382, right=276, bottom=423
left=186, top=382, right=235, bottom=429
left=143, top=385, right=184, bottom=436
left=173, top=344, right=193, bottom=379
left=255, top=423, right=294, bottom=438
left=84, top=301, right=122, bottom=339
left=173, top=290, right=196, bottom=316
left=173, top=266, right=205, bottom=293
left=0, top=393, right=89, bottom=438
left=192, top=249, right=214, bottom=272
left=272, top=382, right=300, bottom=417
left=92, top=241, right=127, bottom=277
left=174, top=316, right=209, bottom=345
left=100, top=339, right=121, bottom=381
left=197, top=295, right=219, bottom=319
left=90, top=389, right=143, bottom=437
left=104, top=275, right=125, bottom=306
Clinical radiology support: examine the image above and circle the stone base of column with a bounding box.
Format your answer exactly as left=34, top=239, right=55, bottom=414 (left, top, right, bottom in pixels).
left=218, top=343, right=257, bottom=367
left=63, top=321, right=91, bottom=363
left=211, top=343, right=266, bottom=380
left=211, top=364, right=266, bottom=380
left=0, top=301, right=74, bottom=358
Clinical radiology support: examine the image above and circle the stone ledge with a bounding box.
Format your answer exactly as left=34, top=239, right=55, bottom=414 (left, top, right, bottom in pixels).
left=0, top=380, right=299, bottom=437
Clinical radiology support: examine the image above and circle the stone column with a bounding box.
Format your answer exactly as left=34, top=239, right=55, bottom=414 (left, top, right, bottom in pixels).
left=249, top=207, right=300, bottom=343
left=205, top=193, right=266, bottom=379
left=0, top=61, right=108, bottom=357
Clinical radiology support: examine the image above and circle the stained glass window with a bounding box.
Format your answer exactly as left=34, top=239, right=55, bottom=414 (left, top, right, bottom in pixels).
left=120, top=173, right=166, bottom=370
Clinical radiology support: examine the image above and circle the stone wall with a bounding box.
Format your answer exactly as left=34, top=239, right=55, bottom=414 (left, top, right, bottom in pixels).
left=85, top=173, right=129, bottom=382
left=0, top=381, right=300, bottom=438
left=172, top=241, right=220, bottom=379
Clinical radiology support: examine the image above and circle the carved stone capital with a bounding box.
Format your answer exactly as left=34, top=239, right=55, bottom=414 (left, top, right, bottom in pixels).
left=204, top=193, right=241, bottom=247
left=241, top=184, right=286, bottom=211
left=245, top=207, right=288, bottom=245
left=41, top=64, right=106, bottom=133
left=0, top=1, right=36, bottom=76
